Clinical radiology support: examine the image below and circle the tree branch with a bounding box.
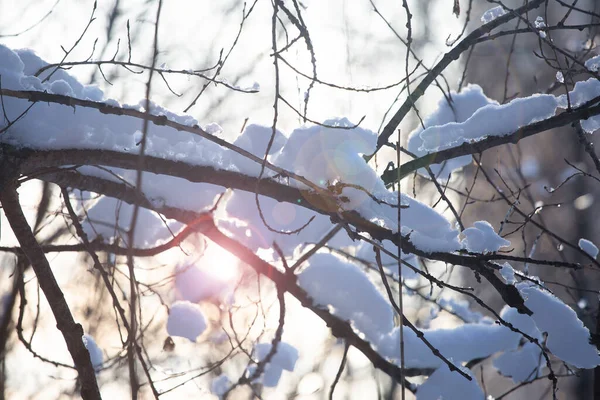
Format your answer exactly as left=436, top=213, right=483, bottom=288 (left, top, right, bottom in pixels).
left=371, top=0, right=545, bottom=155
left=38, top=165, right=532, bottom=314
left=382, top=100, right=600, bottom=185
left=0, top=182, right=101, bottom=399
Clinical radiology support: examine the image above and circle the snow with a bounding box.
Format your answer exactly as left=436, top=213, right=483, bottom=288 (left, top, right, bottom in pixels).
left=493, top=341, right=543, bottom=383
left=1, top=42, right=598, bottom=194
left=556, top=71, right=564, bottom=83
left=585, top=55, right=600, bottom=72
left=499, top=263, right=516, bottom=284
left=87, top=167, right=224, bottom=215
left=220, top=191, right=352, bottom=257
left=418, top=94, right=559, bottom=153
left=0, top=45, right=24, bottom=74
left=254, top=342, right=299, bottom=371
left=399, top=193, right=461, bottom=252
left=250, top=342, right=299, bottom=387
left=297, top=253, right=394, bottom=343
left=2, top=41, right=600, bottom=399
left=500, top=306, right=542, bottom=341
left=355, top=240, right=418, bottom=279
left=82, top=334, right=103, bottom=372
left=580, top=117, right=600, bottom=134
left=516, top=282, right=600, bottom=368
left=534, top=16, right=546, bottom=29
left=220, top=187, right=462, bottom=257
left=0, top=44, right=475, bottom=257
left=73, top=191, right=184, bottom=248
left=481, top=6, right=508, bottom=24
left=211, top=374, right=231, bottom=397
left=461, top=221, right=510, bottom=253
left=166, top=301, right=207, bottom=342
left=376, top=295, right=598, bottom=378
left=273, top=117, right=381, bottom=193
left=382, top=322, right=516, bottom=369
left=204, top=122, right=223, bottom=136
left=407, top=85, right=493, bottom=179
left=557, top=78, right=600, bottom=133
left=406, top=78, right=600, bottom=174
left=50, top=80, right=75, bottom=96
left=578, top=238, right=599, bottom=259
left=245, top=363, right=283, bottom=387
left=296, top=256, right=592, bottom=379
left=558, top=78, right=600, bottom=110
left=437, top=297, right=487, bottom=323
left=174, top=264, right=231, bottom=304
left=0, top=45, right=230, bottom=168
left=230, top=123, right=286, bottom=176
left=492, top=306, right=544, bottom=382
left=417, top=364, right=483, bottom=400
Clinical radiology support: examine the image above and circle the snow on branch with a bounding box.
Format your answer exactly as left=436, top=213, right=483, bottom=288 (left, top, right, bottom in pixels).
left=2, top=4, right=600, bottom=395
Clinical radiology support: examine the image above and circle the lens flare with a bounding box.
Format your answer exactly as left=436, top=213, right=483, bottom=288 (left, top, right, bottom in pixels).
left=199, top=242, right=239, bottom=282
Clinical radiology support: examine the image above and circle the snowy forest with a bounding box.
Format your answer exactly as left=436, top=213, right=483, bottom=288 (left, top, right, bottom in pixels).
left=2, top=0, right=600, bottom=399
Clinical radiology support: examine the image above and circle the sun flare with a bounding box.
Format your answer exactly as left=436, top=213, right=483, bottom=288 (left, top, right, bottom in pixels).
left=200, top=242, right=240, bottom=282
